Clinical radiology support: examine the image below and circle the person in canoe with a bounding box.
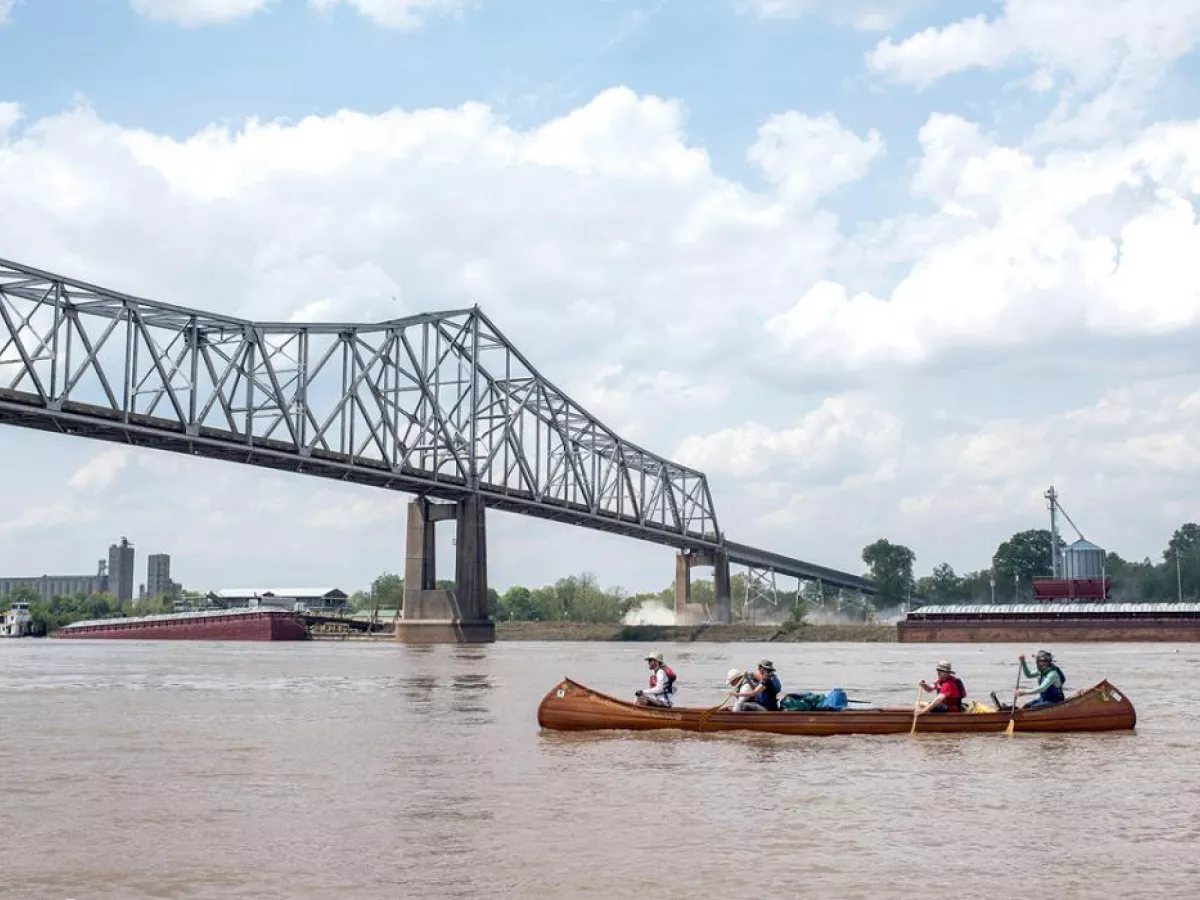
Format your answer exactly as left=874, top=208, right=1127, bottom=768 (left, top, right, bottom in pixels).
left=722, top=667, right=759, bottom=711
left=731, top=660, right=782, bottom=712
left=916, top=660, right=966, bottom=714
left=1014, top=650, right=1066, bottom=708
left=635, top=651, right=676, bottom=707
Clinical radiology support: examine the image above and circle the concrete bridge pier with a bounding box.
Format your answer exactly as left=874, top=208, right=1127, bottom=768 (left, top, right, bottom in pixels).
left=396, top=495, right=495, bottom=644
left=674, top=549, right=732, bottom=625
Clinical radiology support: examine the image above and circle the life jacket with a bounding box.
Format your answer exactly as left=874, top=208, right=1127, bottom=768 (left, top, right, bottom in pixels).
left=937, top=675, right=966, bottom=712
left=649, top=665, right=677, bottom=694
left=1039, top=664, right=1066, bottom=703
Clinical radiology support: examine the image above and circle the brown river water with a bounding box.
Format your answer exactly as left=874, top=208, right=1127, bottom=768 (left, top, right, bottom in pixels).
left=1, top=639, right=1198, bottom=899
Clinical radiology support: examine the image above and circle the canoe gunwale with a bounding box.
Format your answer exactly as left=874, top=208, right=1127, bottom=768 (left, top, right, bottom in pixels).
left=536, top=677, right=1136, bottom=736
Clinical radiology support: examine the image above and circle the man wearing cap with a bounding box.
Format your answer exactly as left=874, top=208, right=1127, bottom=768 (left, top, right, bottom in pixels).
left=917, top=660, right=966, bottom=714
left=635, top=651, right=675, bottom=707
left=733, top=660, right=782, bottom=712
left=1015, top=649, right=1066, bottom=708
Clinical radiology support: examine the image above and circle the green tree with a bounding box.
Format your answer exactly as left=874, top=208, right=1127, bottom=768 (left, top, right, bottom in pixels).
left=2, top=584, right=40, bottom=608
left=370, top=572, right=405, bottom=610
left=915, top=562, right=961, bottom=604
left=1164, top=523, right=1200, bottom=600
left=992, top=529, right=1053, bottom=594
left=956, top=569, right=995, bottom=603
left=487, top=587, right=504, bottom=620
left=861, top=538, right=916, bottom=607
left=501, top=585, right=538, bottom=620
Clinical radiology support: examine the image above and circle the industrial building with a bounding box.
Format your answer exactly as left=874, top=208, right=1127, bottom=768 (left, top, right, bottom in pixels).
left=107, top=537, right=135, bottom=603
left=0, top=536, right=181, bottom=603
left=142, top=553, right=182, bottom=602
left=0, top=571, right=108, bottom=601
left=206, top=588, right=349, bottom=613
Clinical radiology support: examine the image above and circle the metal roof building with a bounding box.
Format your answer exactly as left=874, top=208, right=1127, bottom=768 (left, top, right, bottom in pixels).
left=207, top=587, right=349, bottom=612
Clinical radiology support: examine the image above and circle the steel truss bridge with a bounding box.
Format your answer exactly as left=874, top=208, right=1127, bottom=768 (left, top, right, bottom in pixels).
left=0, top=257, right=874, bottom=604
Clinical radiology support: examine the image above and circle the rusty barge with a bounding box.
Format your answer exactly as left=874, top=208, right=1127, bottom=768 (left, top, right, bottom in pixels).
left=54, top=607, right=309, bottom=641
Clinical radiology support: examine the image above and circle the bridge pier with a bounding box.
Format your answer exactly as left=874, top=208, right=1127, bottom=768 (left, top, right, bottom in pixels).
left=396, top=495, right=495, bottom=644
left=674, top=549, right=732, bottom=625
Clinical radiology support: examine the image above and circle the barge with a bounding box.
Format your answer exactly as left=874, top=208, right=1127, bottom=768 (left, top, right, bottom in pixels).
left=897, top=602, right=1200, bottom=642
left=55, top=607, right=309, bottom=641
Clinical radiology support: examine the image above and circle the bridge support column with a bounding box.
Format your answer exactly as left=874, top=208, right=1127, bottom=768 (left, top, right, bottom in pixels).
left=396, top=496, right=495, bottom=644
left=674, top=549, right=732, bottom=625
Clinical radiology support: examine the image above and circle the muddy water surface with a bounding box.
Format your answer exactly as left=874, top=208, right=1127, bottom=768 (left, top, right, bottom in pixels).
left=1, top=640, right=1197, bottom=899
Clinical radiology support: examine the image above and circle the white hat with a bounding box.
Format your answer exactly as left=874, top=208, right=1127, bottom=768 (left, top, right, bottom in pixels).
left=936, top=660, right=954, bottom=673
left=726, top=668, right=743, bottom=684
left=644, top=651, right=664, bottom=663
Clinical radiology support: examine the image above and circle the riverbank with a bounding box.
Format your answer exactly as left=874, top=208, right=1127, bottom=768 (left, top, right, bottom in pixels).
left=494, top=621, right=896, bottom=642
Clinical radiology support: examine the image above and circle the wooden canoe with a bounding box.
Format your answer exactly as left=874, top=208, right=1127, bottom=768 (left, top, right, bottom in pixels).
left=537, top=678, right=1137, bottom=735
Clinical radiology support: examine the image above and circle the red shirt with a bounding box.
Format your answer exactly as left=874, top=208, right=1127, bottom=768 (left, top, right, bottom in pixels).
left=936, top=676, right=965, bottom=711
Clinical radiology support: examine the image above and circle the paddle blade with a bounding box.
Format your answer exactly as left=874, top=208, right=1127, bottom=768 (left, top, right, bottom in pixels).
left=1005, top=717, right=1015, bottom=736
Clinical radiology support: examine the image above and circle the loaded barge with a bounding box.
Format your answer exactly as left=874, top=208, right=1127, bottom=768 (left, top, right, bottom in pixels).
left=55, top=607, right=308, bottom=641
left=898, top=602, right=1200, bottom=642
left=900, top=485, right=1200, bottom=642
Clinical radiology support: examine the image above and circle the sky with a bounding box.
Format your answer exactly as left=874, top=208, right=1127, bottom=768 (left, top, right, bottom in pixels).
left=3, top=0, right=1200, bottom=597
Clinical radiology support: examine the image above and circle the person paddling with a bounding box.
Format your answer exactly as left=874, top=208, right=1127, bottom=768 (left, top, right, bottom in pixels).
left=916, top=660, right=966, bottom=714
left=733, top=660, right=781, bottom=712
left=1014, top=650, right=1066, bottom=708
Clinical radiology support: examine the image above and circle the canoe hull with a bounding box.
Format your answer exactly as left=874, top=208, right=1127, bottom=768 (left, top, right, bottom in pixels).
left=537, top=678, right=1136, bottom=736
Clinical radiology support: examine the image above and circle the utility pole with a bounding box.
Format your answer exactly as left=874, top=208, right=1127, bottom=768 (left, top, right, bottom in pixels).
left=1178, top=552, right=1183, bottom=603
left=1046, top=485, right=1061, bottom=578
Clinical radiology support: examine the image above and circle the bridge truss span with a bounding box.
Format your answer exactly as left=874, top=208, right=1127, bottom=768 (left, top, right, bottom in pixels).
left=0, top=258, right=720, bottom=547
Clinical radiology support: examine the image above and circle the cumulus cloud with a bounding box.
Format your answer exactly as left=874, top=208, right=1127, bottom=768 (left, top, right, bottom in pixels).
left=891, top=378, right=1200, bottom=556
left=308, top=0, right=464, bottom=30
left=748, top=112, right=885, bottom=205
left=128, top=0, right=277, bottom=26
left=763, top=112, right=1200, bottom=376
left=4, top=70, right=1200, bottom=587
left=675, top=394, right=903, bottom=481
left=0, top=88, right=849, bottom=403
left=691, top=378, right=1200, bottom=575
left=867, top=0, right=1200, bottom=141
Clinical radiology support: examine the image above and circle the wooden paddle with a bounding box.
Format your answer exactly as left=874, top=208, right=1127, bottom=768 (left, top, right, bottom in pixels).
left=909, top=683, right=924, bottom=735
left=698, top=692, right=735, bottom=730
left=1005, top=665, right=1023, bottom=737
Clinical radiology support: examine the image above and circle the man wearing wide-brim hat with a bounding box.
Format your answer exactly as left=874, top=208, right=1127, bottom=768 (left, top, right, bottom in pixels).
left=917, top=660, right=966, bottom=715
left=635, top=650, right=674, bottom=707
left=733, top=659, right=782, bottom=712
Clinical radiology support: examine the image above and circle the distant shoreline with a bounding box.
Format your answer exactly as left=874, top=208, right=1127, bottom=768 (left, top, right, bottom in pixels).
left=494, top=621, right=897, bottom=643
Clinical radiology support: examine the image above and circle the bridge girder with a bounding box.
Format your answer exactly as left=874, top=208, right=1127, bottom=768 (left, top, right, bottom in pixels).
left=0, top=256, right=875, bottom=593
left=0, top=257, right=719, bottom=547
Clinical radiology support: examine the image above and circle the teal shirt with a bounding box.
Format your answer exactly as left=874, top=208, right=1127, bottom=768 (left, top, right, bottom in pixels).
left=1020, top=660, right=1062, bottom=695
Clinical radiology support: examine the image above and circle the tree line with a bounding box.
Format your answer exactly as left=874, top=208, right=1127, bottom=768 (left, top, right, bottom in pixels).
left=862, top=522, right=1200, bottom=608
left=10, top=521, right=1194, bottom=632
left=352, top=569, right=827, bottom=624
left=0, top=587, right=180, bottom=634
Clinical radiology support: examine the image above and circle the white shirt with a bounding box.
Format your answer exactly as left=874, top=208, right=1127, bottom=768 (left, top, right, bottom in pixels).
left=644, top=667, right=673, bottom=706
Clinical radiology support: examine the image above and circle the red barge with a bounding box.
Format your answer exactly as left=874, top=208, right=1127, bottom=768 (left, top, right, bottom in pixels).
left=55, top=607, right=309, bottom=641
